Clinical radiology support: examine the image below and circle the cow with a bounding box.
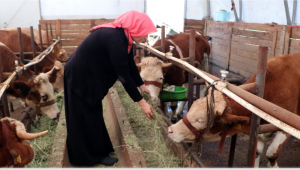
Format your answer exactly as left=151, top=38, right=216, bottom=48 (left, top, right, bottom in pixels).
left=0, top=42, right=60, bottom=119
left=136, top=32, right=210, bottom=122
left=0, top=117, right=48, bottom=167
left=3, top=27, right=68, bottom=62
left=0, top=31, right=64, bottom=93
left=167, top=53, right=300, bottom=167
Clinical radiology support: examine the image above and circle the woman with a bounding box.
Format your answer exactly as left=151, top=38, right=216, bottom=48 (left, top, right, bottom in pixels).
left=64, top=10, right=157, bottom=166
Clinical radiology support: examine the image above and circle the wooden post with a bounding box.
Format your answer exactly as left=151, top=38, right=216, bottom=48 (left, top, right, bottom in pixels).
left=187, top=30, right=196, bottom=110
left=270, top=31, right=278, bottom=58
left=226, top=27, right=233, bottom=71
left=279, top=25, right=286, bottom=55
left=284, top=26, right=292, bottom=54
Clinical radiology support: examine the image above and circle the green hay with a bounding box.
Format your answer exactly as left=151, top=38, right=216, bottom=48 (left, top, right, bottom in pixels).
left=26, top=92, right=64, bottom=168
left=114, top=81, right=181, bottom=168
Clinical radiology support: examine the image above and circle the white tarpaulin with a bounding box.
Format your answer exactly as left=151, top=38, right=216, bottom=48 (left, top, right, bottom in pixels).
left=186, top=0, right=299, bottom=25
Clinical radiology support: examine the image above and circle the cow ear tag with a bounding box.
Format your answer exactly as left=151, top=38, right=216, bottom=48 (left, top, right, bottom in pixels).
left=233, top=123, right=241, bottom=129
left=17, top=155, right=22, bottom=163
left=52, top=50, right=55, bottom=53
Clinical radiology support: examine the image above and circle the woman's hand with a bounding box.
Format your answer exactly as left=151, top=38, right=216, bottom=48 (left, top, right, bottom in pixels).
left=138, top=99, right=155, bottom=119
left=139, top=84, right=151, bottom=95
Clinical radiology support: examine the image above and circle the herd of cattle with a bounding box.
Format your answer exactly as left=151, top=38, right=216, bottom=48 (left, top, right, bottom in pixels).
left=0, top=27, right=299, bottom=167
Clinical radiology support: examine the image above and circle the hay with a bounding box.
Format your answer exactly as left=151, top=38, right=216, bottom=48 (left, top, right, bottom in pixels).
left=114, top=81, right=181, bottom=168
left=26, top=92, right=64, bottom=168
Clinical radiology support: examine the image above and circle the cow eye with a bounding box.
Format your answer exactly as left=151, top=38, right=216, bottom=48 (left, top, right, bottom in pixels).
left=159, top=77, right=164, bottom=80
left=197, top=120, right=205, bottom=123
left=41, top=94, right=48, bottom=102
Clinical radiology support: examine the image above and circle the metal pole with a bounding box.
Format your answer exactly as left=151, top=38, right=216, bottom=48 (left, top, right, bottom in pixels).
left=239, top=0, right=242, bottom=22
left=30, top=26, right=38, bottom=75
left=284, top=0, right=292, bottom=25
left=292, top=0, right=298, bottom=25
left=160, top=26, right=165, bottom=110
left=17, top=28, right=30, bottom=64
left=228, top=134, right=237, bottom=167
left=46, top=23, right=50, bottom=46
left=231, top=0, right=240, bottom=22
left=247, top=46, right=268, bottom=167
left=188, top=30, right=195, bottom=110
left=38, top=24, right=43, bottom=50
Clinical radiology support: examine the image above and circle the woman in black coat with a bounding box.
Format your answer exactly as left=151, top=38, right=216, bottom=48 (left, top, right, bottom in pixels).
left=64, top=10, right=157, bottom=166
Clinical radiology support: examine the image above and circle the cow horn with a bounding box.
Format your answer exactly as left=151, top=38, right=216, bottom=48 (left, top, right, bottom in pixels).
left=161, top=62, right=173, bottom=68
left=46, top=66, right=55, bottom=76
left=17, top=129, right=48, bottom=140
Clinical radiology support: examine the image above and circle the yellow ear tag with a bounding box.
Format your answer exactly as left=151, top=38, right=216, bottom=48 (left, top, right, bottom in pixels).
left=233, top=124, right=241, bottom=129
left=17, top=89, right=21, bottom=93
left=17, top=155, right=22, bottom=163
left=52, top=50, right=55, bottom=53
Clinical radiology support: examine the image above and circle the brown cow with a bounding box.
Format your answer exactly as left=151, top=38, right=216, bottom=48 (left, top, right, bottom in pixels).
left=168, top=53, right=300, bottom=167
left=0, top=117, right=48, bottom=167
left=0, top=42, right=60, bottom=119
left=136, top=33, right=210, bottom=122
left=3, top=27, right=68, bottom=62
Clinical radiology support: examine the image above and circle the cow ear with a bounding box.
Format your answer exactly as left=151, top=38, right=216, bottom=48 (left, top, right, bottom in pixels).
left=12, top=81, right=32, bottom=97
left=134, top=55, right=141, bottom=64
left=218, top=113, right=250, bottom=126
left=42, top=66, right=52, bottom=73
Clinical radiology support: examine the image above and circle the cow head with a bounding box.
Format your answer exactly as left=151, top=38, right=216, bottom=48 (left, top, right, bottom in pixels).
left=12, top=73, right=60, bottom=119
left=0, top=117, right=48, bottom=167
left=43, top=61, right=64, bottom=93
left=57, top=49, right=68, bottom=62
left=136, top=57, right=172, bottom=104
left=168, top=89, right=250, bottom=143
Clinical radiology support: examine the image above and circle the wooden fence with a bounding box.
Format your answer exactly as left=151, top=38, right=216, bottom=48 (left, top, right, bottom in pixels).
left=39, top=19, right=114, bottom=56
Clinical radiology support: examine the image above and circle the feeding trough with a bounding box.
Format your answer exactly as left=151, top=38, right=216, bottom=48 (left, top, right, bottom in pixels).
left=161, top=84, right=187, bottom=101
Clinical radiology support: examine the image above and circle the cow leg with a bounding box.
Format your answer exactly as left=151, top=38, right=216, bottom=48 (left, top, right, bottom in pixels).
left=265, top=131, right=290, bottom=168
left=254, top=133, right=273, bottom=167
left=173, top=83, right=189, bottom=122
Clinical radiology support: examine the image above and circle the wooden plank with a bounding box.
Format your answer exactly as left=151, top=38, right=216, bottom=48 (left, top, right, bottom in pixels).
left=207, top=20, right=283, bottom=32
left=278, top=25, right=287, bottom=55
left=226, top=27, right=233, bottom=70
left=229, top=65, right=254, bottom=78
left=289, top=48, right=300, bottom=54
left=61, top=20, right=92, bottom=25
left=184, top=25, right=205, bottom=30
left=289, top=39, right=300, bottom=48
left=230, top=53, right=257, bottom=67
left=206, top=26, right=231, bottom=34
left=275, top=49, right=281, bottom=56
left=209, top=57, right=227, bottom=69
left=232, top=34, right=273, bottom=47
left=61, top=30, right=91, bottom=34
left=231, top=41, right=259, bottom=52
left=61, top=34, right=88, bottom=39
left=61, top=24, right=92, bottom=30
left=56, top=20, right=61, bottom=40
left=232, top=29, right=274, bottom=41
left=61, top=40, right=84, bottom=46
left=291, top=27, right=300, bottom=39
left=211, top=43, right=228, bottom=53
left=270, top=31, right=278, bottom=58
left=91, top=20, right=95, bottom=28
left=185, top=19, right=205, bottom=25
left=204, top=20, right=207, bottom=36
left=230, top=60, right=256, bottom=73
left=207, top=31, right=230, bottom=40
left=284, top=26, right=292, bottom=54
left=95, top=19, right=115, bottom=25
left=210, top=52, right=228, bottom=65
left=211, top=37, right=230, bottom=46
left=231, top=47, right=258, bottom=60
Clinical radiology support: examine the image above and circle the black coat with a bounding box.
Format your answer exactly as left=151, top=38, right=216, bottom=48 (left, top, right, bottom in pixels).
left=64, top=28, right=144, bottom=166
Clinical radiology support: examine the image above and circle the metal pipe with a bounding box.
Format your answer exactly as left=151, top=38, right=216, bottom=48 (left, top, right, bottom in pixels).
left=38, top=24, right=43, bottom=50
left=247, top=46, right=268, bottom=167
left=284, top=0, right=292, bottom=25
left=259, top=124, right=280, bottom=134
left=228, top=134, right=237, bottom=167
left=30, top=26, right=38, bottom=75
left=1, top=91, right=10, bottom=117
left=20, top=107, right=33, bottom=122
left=188, top=30, right=195, bottom=110
left=239, top=0, right=242, bottom=22
left=161, top=26, right=165, bottom=53
left=50, top=23, right=53, bottom=38
left=292, top=0, right=298, bottom=25
left=14, top=52, right=41, bottom=56
left=136, top=42, right=300, bottom=139
left=231, top=0, right=240, bottom=22
left=17, top=28, right=30, bottom=64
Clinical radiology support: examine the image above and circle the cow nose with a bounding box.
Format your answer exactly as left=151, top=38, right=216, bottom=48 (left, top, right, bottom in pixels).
left=168, top=126, right=173, bottom=136
left=55, top=112, right=61, bottom=119
left=151, top=96, right=157, bottom=103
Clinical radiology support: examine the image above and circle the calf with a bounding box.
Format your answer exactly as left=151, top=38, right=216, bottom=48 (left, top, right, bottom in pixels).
left=0, top=117, right=48, bottom=167
left=168, top=53, right=300, bottom=167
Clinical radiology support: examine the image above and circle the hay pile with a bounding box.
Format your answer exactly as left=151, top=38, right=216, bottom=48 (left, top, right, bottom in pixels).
left=114, top=81, right=181, bottom=168
left=26, top=92, right=64, bottom=168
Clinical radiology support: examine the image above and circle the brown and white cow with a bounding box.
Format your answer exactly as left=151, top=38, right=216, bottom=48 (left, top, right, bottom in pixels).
left=136, top=33, right=210, bottom=122
left=0, top=117, right=48, bottom=167
left=168, top=53, right=300, bottom=167
left=0, top=42, right=60, bottom=119
left=3, top=27, right=68, bottom=62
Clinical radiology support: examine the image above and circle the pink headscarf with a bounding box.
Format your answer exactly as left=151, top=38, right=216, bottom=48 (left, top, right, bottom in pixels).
left=89, top=10, right=157, bottom=53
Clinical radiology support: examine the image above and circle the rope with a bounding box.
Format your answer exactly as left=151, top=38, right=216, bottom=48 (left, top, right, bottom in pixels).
left=204, top=80, right=219, bottom=134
